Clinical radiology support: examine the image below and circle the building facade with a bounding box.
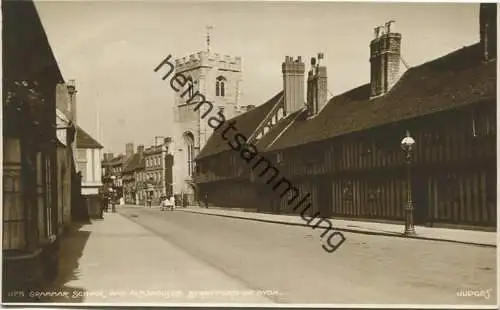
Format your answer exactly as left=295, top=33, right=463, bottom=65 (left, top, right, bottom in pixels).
left=75, top=126, right=103, bottom=217
left=2, top=0, right=80, bottom=300
left=194, top=4, right=497, bottom=229
left=75, top=127, right=103, bottom=196
left=101, top=143, right=135, bottom=200
left=55, top=109, right=73, bottom=234
left=54, top=81, right=78, bottom=233
left=123, top=145, right=145, bottom=204
left=135, top=154, right=146, bottom=205
left=159, top=50, right=244, bottom=204
left=143, top=138, right=174, bottom=205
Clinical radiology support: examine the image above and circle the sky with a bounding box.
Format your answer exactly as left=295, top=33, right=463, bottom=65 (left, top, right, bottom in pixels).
left=34, top=0, right=480, bottom=154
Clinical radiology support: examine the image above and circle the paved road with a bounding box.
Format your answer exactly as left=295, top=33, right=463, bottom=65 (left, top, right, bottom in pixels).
left=119, top=206, right=496, bottom=305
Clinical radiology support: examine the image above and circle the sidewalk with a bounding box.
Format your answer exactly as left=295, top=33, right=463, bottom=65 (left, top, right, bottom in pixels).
left=46, top=212, right=274, bottom=305
left=178, top=206, right=497, bottom=247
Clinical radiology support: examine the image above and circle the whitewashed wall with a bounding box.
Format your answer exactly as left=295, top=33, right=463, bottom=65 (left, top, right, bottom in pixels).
left=77, top=147, right=103, bottom=195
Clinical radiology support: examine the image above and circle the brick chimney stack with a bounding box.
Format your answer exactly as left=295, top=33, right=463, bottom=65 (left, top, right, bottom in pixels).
left=163, top=137, right=172, bottom=152
left=307, top=54, right=328, bottom=116
left=282, top=56, right=305, bottom=115
left=137, top=145, right=144, bottom=161
left=370, top=21, right=402, bottom=98
left=125, top=143, right=134, bottom=157
left=480, top=3, right=497, bottom=61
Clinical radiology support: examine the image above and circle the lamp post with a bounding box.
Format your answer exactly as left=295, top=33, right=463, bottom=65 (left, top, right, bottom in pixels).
left=67, top=80, right=77, bottom=165
left=146, top=177, right=154, bottom=207
left=401, top=130, right=416, bottom=236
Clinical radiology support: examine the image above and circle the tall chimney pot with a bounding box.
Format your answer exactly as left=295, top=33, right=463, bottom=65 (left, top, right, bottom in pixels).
left=282, top=55, right=305, bottom=115
left=369, top=21, right=402, bottom=98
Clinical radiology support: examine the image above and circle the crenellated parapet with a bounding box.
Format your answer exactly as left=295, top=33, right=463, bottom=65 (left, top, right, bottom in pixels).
left=175, top=51, right=242, bottom=73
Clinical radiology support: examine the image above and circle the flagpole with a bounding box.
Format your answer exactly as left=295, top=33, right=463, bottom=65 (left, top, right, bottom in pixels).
left=97, top=91, right=101, bottom=143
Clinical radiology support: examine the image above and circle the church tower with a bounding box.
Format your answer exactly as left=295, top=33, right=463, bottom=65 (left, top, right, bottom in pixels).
left=171, top=27, right=243, bottom=203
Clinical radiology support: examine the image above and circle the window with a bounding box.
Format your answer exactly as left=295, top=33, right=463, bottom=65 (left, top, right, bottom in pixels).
left=184, top=132, right=195, bottom=177
left=186, top=76, right=195, bottom=98
left=3, top=138, right=25, bottom=249
left=341, top=180, right=353, bottom=201
left=473, top=106, right=496, bottom=138
left=276, top=152, right=284, bottom=165
left=216, top=76, right=226, bottom=97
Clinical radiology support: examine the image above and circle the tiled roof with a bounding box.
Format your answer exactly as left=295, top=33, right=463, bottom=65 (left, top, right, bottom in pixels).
left=3, top=0, right=64, bottom=84
left=266, top=43, right=496, bottom=152
left=109, top=154, right=124, bottom=163
left=196, top=91, right=284, bottom=159
left=123, top=153, right=144, bottom=173
left=76, top=125, right=103, bottom=149
left=137, top=157, right=145, bottom=169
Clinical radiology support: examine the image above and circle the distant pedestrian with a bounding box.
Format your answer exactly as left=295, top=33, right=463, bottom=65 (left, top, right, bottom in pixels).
left=169, top=195, right=176, bottom=210
left=160, top=196, right=168, bottom=211
left=111, top=194, right=117, bottom=213
left=104, top=194, right=110, bottom=212
left=204, top=192, right=208, bottom=208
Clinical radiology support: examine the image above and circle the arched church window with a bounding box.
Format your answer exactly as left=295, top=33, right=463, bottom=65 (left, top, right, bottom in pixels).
left=183, top=132, right=196, bottom=177
left=216, top=76, right=227, bottom=97
left=186, top=76, right=195, bottom=98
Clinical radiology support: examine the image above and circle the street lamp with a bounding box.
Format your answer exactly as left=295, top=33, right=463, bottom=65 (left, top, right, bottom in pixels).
left=401, top=130, right=416, bottom=236
left=110, top=175, right=116, bottom=190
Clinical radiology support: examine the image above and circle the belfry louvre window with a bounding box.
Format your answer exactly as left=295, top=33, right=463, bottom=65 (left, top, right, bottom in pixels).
left=186, top=76, right=195, bottom=98
left=216, top=76, right=226, bottom=97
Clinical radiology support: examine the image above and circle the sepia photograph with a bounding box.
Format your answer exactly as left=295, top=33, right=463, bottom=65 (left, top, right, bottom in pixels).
left=2, top=0, right=498, bottom=307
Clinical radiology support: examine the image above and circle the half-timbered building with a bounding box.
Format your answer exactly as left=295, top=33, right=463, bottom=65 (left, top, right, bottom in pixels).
left=194, top=3, right=497, bottom=229
left=3, top=0, right=80, bottom=300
